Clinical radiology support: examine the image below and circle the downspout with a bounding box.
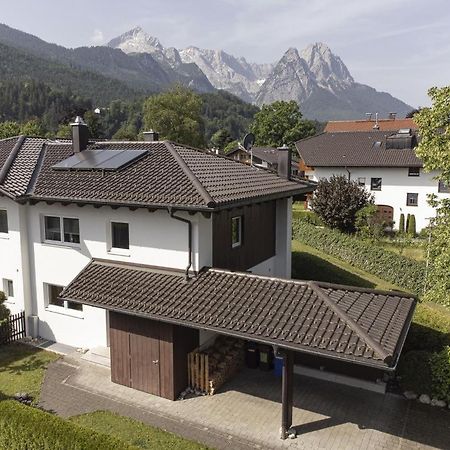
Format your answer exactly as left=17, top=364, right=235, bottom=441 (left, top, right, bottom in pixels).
left=168, top=207, right=192, bottom=281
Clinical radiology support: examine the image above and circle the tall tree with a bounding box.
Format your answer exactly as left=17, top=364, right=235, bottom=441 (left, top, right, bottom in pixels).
left=250, top=100, right=316, bottom=148
left=143, top=85, right=204, bottom=147
left=311, top=175, right=373, bottom=233
left=415, top=86, right=450, bottom=305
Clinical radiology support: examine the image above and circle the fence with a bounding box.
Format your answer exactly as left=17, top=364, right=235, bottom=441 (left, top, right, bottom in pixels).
left=0, top=311, right=26, bottom=345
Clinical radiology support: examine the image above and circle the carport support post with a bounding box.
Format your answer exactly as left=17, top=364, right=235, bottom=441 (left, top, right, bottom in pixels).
left=280, top=349, right=294, bottom=439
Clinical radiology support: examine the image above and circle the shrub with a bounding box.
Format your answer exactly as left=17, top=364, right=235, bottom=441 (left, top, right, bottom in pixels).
left=355, top=204, right=386, bottom=240
left=0, top=400, right=135, bottom=450
left=404, top=302, right=450, bottom=353
left=0, top=291, right=9, bottom=324
left=292, top=220, right=426, bottom=295
left=397, top=350, right=432, bottom=395
left=399, top=213, right=405, bottom=234
left=408, top=214, right=416, bottom=236
left=406, top=213, right=411, bottom=232
left=311, top=175, right=373, bottom=233
left=430, top=346, right=450, bottom=402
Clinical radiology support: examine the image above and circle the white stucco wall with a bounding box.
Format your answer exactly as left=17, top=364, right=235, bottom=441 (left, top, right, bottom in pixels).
left=307, top=167, right=449, bottom=230
left=25, top=204, right=211, bottom=348
left=0, top=198, right=26, bottom=315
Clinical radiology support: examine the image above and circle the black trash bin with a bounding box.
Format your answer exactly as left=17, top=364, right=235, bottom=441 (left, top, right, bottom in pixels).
left=245, top=342, right=259, bottom=369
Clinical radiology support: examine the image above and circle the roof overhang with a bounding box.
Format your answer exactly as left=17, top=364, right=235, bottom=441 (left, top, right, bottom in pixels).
left=59, top=259, right=416, bottom=371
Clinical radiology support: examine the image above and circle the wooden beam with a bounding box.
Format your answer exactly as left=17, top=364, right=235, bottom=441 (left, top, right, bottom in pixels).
left=280, top=350, right=294, bottom=440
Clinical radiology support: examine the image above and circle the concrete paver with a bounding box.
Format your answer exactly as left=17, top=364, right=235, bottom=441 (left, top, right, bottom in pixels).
left=38, top=356, right=450, bottom=450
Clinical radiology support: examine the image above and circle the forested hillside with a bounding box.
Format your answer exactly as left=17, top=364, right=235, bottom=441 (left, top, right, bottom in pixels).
left=0, top=42, right=141, bottom=105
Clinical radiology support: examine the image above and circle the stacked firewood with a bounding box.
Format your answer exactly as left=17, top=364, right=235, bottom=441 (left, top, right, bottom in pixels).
left=187, top=336, right=245, bottom=395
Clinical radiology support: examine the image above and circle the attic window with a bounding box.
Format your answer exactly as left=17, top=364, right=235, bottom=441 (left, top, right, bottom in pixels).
left=372, top=141, right=382, bottom=148
left=52, top=149, right=148, bottom=171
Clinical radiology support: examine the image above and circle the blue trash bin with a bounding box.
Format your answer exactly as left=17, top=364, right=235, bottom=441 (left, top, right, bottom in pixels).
left=274, top=355, right=284, bottom=377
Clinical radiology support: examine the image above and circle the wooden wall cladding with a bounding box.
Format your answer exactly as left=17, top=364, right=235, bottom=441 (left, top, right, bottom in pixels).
left=109, top=312, right=199, bottom=400
left=212, top=201, right=276, bottom=271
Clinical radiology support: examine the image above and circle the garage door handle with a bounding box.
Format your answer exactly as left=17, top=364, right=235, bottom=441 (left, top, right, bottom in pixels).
left=152, top=360, right=159, bottom=364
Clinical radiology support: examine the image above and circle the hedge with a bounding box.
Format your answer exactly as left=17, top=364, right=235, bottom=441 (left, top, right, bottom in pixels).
left=292, top=220, right=426, bottom=295
left=0, top=400, right=136, bottom=450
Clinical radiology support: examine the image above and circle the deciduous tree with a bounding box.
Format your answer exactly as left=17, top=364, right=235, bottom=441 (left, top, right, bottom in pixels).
left=250, top=100, right=316, bottom=148
left=311, top=175, right=373, bottom=233
left=143, top=85, right=204, bottom=147
left=415, top=86, right=450, bottom=305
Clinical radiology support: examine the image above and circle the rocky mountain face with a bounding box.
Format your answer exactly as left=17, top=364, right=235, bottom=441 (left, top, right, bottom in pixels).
left=0, top=23, right=412, bottom=120
left=108, top=27, right=412, bottom=120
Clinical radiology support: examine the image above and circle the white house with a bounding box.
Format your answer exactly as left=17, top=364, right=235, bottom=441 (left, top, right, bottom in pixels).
left=296, top=127, right=450, bottom=230
left=0, top=120, right=417, bottom=437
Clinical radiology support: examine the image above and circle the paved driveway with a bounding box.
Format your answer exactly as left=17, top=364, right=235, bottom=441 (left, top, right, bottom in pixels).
left=39, top=355, right=450, bottom=449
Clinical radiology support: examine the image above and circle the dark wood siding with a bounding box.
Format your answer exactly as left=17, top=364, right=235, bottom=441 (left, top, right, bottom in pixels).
left=109, top=312, right=198, bottom=400
left=212, top=201, right=276, bottom=271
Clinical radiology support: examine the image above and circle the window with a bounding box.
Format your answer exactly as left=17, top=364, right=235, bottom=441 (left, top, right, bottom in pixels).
left=0, top=210, right=8, bottom=234
left=46, top=283, right=82, bottom=311
left=370, top=178, right=382, bottom=191
left=3, top=279, right=14, bottom=298
left=406, top=193, right=418, bottom=206
left=357, top=177, right=366, bottom=186
left=408, top=167, right=420, bottom=177
left=438, top=180, right=450, bottom=193
left=44, top=216, right=80, bottom=244
left=231, top=216, right=242, bottom=248
left=111, top=222, right=129, bottom=250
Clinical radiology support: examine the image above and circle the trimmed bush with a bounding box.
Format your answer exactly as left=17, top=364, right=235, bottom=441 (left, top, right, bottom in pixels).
left=292, top=220, right=426, bottom=295
left=408, top=214, right=416, bottom=237
left=430, top=346, right=450, bottom=403
left=0, top=400, right=135, bottom=450
left=399, top=213, right=405, bottom=234
left=397, top=350, right=433, bottom=395
left=404, top=302, right=450, bottom=353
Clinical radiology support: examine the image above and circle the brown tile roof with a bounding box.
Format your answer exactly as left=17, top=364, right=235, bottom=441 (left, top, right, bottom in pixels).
left=0, top=137, right=314, bottom=210
left=325, top=118, right=417, bottom=133
left=296, top=131, right=422, bottom=168
left=60, top=259, right=416, bottom=369
left=0, top=136, right=46, bottom=198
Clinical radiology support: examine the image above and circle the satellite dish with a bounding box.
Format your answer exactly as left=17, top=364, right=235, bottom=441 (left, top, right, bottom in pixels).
left=243, top=133, right=255, bottom=151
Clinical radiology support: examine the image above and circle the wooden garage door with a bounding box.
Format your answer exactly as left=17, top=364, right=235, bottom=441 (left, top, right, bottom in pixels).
left=109, top=312, right=160, bottom=396
left=129, top=316, right=160, bottom=395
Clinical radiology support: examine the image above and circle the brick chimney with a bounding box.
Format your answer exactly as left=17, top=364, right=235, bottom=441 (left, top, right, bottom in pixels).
left=277, top=144, right=292, bottom=180
left=143, top=130, right=159, bottom=142
left=71, top=116, right=89, bottom=153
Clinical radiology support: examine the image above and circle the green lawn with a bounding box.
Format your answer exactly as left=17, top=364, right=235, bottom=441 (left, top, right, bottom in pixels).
left=0, top=342, right=59, bottom=402
left=292, top=240, right=400, bottom=291
left=71, top=411, right=208, bottom=450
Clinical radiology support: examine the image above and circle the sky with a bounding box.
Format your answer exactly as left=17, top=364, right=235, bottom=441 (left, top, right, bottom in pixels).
left=1, top=0, right=449, bottom=107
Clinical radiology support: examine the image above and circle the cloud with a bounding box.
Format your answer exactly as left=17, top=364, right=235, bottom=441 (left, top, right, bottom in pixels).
left=90, top=29, right=104, bottom=45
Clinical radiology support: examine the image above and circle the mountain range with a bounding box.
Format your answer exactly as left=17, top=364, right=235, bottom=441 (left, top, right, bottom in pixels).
left=0, top=23, right=412, bottom=120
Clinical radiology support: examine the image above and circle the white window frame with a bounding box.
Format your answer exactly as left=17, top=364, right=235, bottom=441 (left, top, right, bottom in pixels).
left=42, top=215, right=81, bottom=247
left=107, top=220, right=131, bottom=256
left=44, top=282, right=83, bottom=318
left=0, top=209, right=9, bottom=239
left=231, top=216, right=242, bottom=249
left=357, top=177, right=366, bottom=186
left=406, top=193, right=419, bottom=207
left=2, top=278, right=14, bottom=302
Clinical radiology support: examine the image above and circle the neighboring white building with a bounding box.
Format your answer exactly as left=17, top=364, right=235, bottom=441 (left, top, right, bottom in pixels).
left=0, top=125, right=311, bottom=349
left=296, top=127, right=450, bottom=230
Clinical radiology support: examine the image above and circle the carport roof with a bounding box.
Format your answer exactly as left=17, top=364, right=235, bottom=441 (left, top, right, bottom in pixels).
left=60, top=259, right=416, bottom=370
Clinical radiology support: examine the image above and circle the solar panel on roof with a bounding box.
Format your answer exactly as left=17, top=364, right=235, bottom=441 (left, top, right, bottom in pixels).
left=52, top=149, right=148, bottom=171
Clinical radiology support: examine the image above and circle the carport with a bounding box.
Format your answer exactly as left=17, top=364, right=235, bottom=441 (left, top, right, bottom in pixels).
left=59, top=258, right=416, bottom=440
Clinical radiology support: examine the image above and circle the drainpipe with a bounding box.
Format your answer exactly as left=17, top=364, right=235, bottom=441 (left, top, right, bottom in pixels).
left=168, top=207, right=192, bottom=281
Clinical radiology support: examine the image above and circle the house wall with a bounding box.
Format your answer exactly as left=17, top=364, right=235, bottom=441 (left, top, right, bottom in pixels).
left=306, top=167, right=449, bottom=230
left=212, top=201, right=276, bottom=272
left=25, top=203, right=210, bottom=348
left=0, top=198, right=26, bottom=315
